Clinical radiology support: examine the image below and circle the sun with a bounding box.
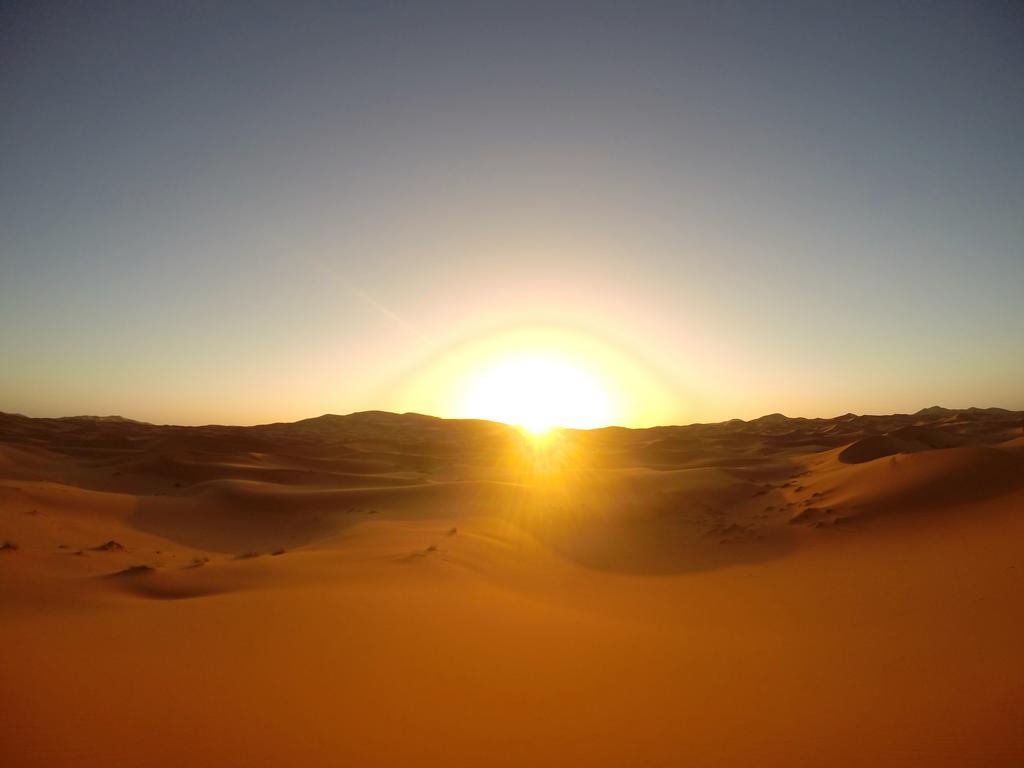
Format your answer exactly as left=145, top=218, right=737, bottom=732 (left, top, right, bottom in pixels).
left=398, top=325, right=676, bottom=431
left=459, top=353, right=616, bottom=433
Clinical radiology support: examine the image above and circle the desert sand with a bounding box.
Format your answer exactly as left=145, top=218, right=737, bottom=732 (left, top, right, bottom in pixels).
left=1, top=407, right=1022, bottom=767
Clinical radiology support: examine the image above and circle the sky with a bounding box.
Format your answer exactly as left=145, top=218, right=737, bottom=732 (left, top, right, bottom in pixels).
left=1, top=0, right=1022, bottom=427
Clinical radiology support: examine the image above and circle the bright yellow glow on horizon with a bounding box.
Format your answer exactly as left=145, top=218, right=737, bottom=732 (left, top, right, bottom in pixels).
left=399, top=326, right=677, bottom=430
left=460, top=354, right=616, bottom=432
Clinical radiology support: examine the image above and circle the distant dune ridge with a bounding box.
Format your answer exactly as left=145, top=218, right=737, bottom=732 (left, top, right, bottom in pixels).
left=1, top=405, right=1023, bottom=767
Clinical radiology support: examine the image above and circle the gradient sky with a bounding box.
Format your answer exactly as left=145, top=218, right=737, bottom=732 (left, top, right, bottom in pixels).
left=1, top=0, right=1022, bottom=426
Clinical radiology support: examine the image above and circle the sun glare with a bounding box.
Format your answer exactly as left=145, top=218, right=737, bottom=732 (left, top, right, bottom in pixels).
left=460, top=354, right=616, bottom=433
left=399, top=326, right=677, bottom=430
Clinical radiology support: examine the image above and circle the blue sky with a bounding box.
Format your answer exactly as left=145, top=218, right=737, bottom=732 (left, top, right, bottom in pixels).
left=1, top=1, right=1021, bottom=425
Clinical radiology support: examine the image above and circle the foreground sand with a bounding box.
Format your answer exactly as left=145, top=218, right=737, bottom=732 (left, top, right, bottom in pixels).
left=2, top=407, right=1022, bottom=767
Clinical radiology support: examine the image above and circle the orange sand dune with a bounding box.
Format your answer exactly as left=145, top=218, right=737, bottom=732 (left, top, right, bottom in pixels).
left=1, top=407, right=1023, bottom=767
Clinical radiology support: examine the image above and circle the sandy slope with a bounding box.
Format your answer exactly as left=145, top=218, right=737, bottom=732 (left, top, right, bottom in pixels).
left=1, top=407, right=1022, bottom=767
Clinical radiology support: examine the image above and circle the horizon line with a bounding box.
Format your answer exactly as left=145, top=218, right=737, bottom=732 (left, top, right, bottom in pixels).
left=2, top=404, right=1021, bottom=433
